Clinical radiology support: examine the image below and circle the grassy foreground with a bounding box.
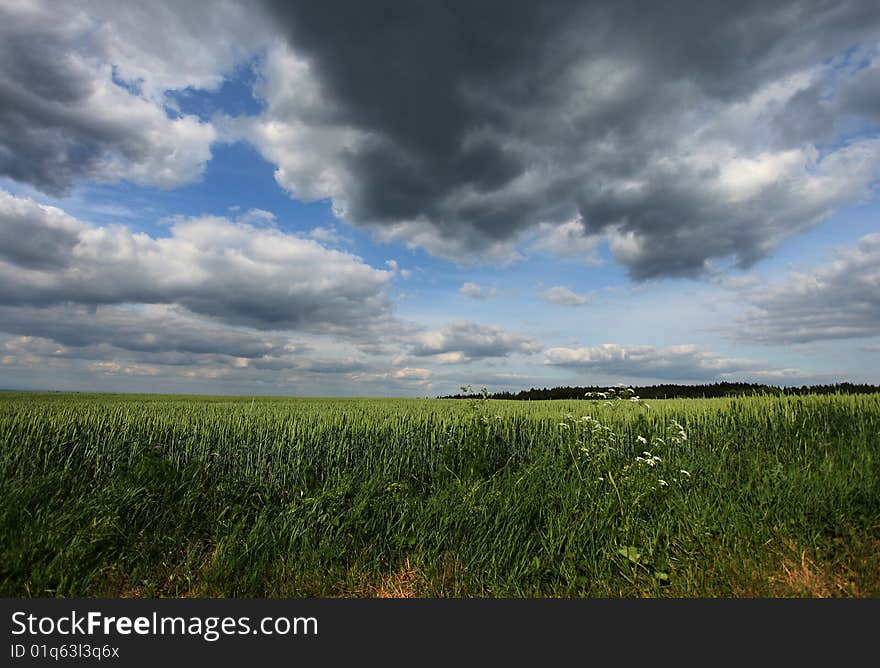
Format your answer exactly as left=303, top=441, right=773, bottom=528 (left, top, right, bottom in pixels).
left=1, top=391, right=878, bottom=597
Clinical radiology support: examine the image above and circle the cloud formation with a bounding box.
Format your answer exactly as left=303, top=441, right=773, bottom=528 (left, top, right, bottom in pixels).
left=544, top=343, right=762, bottom=381
left=2, top=2, right=877, bottom=394
left=248, top=0, right=880, bottom=276
left=0, top=190, right=393, bottom=332
left=8, top=1, right=880, bottom=279
left=0, top=1, right=263, bottom=193
left=530, top=219, right=601, bottom=265
left=543, top=286, right=592, bottom=306
left=459, top=282, right=497, bottom=300
left=737, top=234, right=880, bottom=343
left=409, top=321, right=541, bottom=363
left=0, top=304, right=298, bottom=359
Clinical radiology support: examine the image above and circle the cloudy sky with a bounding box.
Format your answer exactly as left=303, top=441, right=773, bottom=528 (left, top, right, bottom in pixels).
left=1, top=0, right=879, bottom=396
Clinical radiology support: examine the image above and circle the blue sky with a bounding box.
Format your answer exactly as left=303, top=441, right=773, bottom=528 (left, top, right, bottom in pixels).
left=0, top=1, right=878, bottom=396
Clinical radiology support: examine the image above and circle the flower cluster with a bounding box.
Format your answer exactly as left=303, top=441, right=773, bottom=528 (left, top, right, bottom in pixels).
left=558, top=405, right=692, bottom=494
left=585, top=384, right=651, bottom=410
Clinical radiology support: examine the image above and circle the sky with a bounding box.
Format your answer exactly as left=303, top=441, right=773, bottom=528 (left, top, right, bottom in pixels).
left=0, top=0, right=878, bottom=397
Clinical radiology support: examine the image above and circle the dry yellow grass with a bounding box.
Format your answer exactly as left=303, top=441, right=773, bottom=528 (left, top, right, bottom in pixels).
left=371, top=559, right=427, bottom=598
left=767, top=541, right=862, bottom=598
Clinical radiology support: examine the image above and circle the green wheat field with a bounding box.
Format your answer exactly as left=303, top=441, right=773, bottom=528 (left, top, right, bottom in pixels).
left=2, top=391, right=878, bottom=597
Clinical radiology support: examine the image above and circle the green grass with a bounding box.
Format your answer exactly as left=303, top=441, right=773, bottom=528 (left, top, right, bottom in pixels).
left=1, top=391, right=878, bottom=597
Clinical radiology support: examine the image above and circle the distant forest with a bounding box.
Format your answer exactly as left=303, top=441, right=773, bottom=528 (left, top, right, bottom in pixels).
left=441, top=382, right=880, bottom=401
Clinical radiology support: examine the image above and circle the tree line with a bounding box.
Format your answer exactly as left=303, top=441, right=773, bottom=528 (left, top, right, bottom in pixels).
left=440, top=381, right=880, bottom=401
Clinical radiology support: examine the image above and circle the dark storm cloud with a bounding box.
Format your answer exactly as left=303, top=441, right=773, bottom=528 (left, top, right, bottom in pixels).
left=257, top=0, right=880, bottom=277
left=6, top=0, right=880, bottom=279
left=838, top=64, right=880, bottom=121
